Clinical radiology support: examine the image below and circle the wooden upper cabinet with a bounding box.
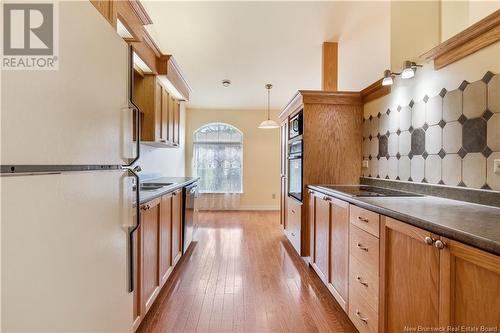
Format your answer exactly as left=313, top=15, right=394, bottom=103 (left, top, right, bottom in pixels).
left=160, top=87, right=169, bottom=143
left=328, top=197, right=349, bottom=310
left=173, top=101, right=180, bottom=145
left=171, top=189, right=183, bottom=266
left=167, top=95, right=175, bottom=144
left=439, top=238, right=500, bottom=329
left=381, top=217, right=440, bottom=332
left=132, top=72, right=182, bottom=147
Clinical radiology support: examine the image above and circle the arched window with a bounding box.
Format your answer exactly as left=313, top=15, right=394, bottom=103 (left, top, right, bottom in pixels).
left=193, top=123, right=243, bottom=193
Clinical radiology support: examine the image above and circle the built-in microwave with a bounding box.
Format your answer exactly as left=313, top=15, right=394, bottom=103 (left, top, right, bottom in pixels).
left=289, top=112, right=303, bottom=139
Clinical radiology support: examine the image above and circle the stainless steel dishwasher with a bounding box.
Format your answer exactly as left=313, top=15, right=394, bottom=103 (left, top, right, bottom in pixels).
left=183, top=182, right=198, bottom=253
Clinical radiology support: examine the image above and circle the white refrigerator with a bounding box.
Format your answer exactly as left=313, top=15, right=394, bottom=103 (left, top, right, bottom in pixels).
left=1, top=2, right=139, bottom=332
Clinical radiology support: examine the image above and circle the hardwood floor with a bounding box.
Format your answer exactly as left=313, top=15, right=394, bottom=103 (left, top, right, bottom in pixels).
left=137, top=211, right=357, bottom=333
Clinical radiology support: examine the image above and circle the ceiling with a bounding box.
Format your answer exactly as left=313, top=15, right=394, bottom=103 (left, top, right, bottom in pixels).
left=142, top=1, right=385, bottom=110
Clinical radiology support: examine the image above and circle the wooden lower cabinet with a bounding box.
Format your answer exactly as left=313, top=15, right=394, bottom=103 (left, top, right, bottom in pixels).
left=306, top=190, right=500, bottom=333
left=171, top=189, right=183, bottom=266
left=134, top=189, right=184, bottom=331
left=140, top=198, right=161, bottom=315
left=286, top=196, right=302, bottom=254
left=328, top=197, right=349, bottom=310
left=380, top=216, right=441, bottom=332
left=439, top=238, right=500, bottom=329
left=309, top=191, right=349, bottom=310
left=159, top=193, right=173, bottom=287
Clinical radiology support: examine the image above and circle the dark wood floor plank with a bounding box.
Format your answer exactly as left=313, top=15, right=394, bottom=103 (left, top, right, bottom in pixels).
left=137, top=211, right=357, bottom=333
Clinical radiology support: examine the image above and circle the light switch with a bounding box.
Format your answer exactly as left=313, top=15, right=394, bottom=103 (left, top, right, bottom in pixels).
left=494, top=159, right=500, bottom=174
left=362, top=160, right=369, bottom=168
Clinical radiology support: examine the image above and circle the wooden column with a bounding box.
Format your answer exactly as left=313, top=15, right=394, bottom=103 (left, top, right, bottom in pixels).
left=322, top=42, right=338, bottom=91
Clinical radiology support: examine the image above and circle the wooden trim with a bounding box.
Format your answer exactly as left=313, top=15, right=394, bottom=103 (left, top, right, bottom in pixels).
left=361, top=79, right=391, bottom=104
left=143, top=31, right=163, bottom=58
left=280, top=90, right=362, bottom=120
left=322, top=42, right=338, bottom=91
left=421, top=9, right=500, bottom=70
left=128, top=0, right=153, bottom=25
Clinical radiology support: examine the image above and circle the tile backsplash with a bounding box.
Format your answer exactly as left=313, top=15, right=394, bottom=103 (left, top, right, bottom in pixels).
left=362, top=71, right=500, bottom=191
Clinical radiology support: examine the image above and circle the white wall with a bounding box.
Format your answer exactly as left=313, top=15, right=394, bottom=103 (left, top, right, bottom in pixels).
left=337, top=1, right=391, bottom=91
left=137, top=104, right=186, bottom=179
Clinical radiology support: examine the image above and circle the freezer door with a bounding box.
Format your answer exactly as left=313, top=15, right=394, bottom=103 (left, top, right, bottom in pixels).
left=1, top=1, right=134, bottom=165
left=1, top=171, right=134, bottom=332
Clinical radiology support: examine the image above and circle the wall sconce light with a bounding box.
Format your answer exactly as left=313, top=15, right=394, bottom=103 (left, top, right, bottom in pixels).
left=381, top=61, right=422, bottom=86
left=382, top=69, right=396, bottom=86
left=401, top=60, right=422, bottom=79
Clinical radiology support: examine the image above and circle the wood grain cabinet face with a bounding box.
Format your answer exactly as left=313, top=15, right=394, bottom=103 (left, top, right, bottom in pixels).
left=311, top=193, right=330, bottom=283
left=159, top=194, right=173, bottom=287
left=439, top=238, right=500, bottom=329
left=167, top=95, right=175, bottom=144
left=381, top=217, right=440, bottom=333
left=160, top=87, right=169, bottom=142
left=286, top=196, right=302, bottom=254
left=171, top=189, right=183, bottom=266
left=309, top=192, right=349, bottom=311
left=140, top=199, right=161, bottom=315
left=328, top=198, right=349, bottom=310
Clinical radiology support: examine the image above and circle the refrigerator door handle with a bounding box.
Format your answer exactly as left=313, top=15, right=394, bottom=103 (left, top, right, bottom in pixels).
left=123, top=45, right=141, bottom=168
left=125, top=167, right=141, bottom=293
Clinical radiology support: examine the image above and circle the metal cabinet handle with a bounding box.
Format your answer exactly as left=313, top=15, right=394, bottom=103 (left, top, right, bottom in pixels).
left=356, top=276, right=368, bottom=287
left=424, top=236, right=434, bottom=245
left=357, top=216, right=369, bottom=223
left=355, top=310, right=368, bottom=323
left=291, top=232, right=295, bottom=237
left=140, top=204, right=150, bottom=211
left=357, top=243, right=369, bottom=252
left=323, top=196, right=331, bottom=201
left=434, top=240, right=446, bottom=249
left=291, top=209, right=295, bottom=214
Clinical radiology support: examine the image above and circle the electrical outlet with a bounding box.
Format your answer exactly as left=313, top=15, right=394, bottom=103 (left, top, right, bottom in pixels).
left=494, top=159, right=500, bottom=174
left=272, top=193, right=276, bottom=199
left=362, top=160, right=369, bottom=168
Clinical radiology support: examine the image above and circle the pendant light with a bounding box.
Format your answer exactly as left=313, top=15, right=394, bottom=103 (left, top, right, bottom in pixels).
left=258, top=84, right=280, bottom=129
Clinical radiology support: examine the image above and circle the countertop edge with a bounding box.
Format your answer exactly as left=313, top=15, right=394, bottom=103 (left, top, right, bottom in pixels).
left=307, top=185, right=500, bottom=256
left=138, top=177, right=200, bottom=205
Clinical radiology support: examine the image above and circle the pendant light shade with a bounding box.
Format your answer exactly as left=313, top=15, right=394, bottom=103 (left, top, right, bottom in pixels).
left=258, top=84, right=279, bottom=129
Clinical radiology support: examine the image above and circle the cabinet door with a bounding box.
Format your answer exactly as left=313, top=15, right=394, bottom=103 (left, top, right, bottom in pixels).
left=167, top=95, right=175, bottom=144
left=173, top=101, right=180, bottom=145
left=159, top=194, right=172, bottom=287
left=280, top=121, right=287, bottom=227
left=171, top=189, right=183, bottom=266
left=140, top=199, right=161, bottom=314
left=160, top=86, right=168, bottom=142
left=285, top=196, right=302, bottom=254
left=132, top=211, right=142, bottom=331
left=312, top=194, right=330, bottom=283
left=328, top=198, right=349, bottom=310
left=439, top=238, right=500, bottom=328
left=381, top=217, right=440, bottom=332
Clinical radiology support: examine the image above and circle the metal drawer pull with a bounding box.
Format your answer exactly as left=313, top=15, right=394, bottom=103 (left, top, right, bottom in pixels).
left=356, top=310, right=368, bottom=323
left=357, top=243, right=369, bottom=252
left=424, top=236, right=434, bottom=245
left=323, top=196, right=331, bottom=201
left=357, top=216, right=369, bottom=223
left=356, top=276, right=368, bottom=287
left=434, top=240, right=446, bottom=250
left=141, top=204, right=150, bottom=211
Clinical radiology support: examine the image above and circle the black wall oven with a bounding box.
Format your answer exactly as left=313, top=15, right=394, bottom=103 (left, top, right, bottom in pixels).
left=288, top=139, right=303, bottom=202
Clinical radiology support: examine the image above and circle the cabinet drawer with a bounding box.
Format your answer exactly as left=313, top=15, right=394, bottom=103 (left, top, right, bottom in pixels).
left=349, top=255, right=379, bottom=311
left=350, top=205, right=380, bottom=238
left=286, top=197, right=302, bottom=253
left=349, top=225, right=379, bottom=274
left=349, top=288, right=378, bottom=333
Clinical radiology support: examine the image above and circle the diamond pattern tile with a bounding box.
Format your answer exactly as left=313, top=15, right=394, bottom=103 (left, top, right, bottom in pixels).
left=363, top=74, right=499, bottom=192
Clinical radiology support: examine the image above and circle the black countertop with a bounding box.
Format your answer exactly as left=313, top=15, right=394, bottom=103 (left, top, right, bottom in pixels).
left=138, top=177, right=199, bottom=205
left=308, top=185, right=500, bottom=256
